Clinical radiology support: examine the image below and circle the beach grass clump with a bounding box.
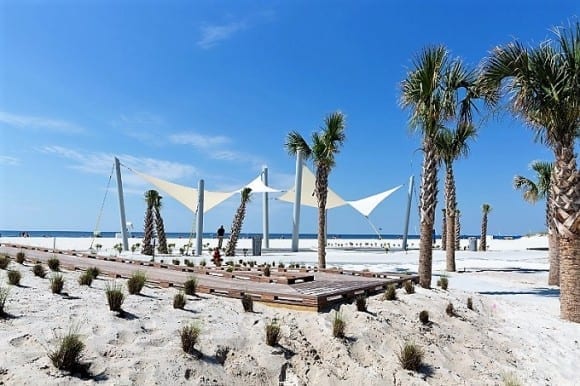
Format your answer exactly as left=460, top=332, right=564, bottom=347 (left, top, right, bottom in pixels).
left=105, top=281, right=125, bottom=312
left=180, top=323, right=201, bottom=355
left=467, top=297, right=473, bottom=310
left=173, top=292, right=187, bottom=309
left=0, top=256, right=9, bottom=270
left=419, top=310, right=430, bottom=325
left=33, top=263, right=47, bottom=278
left=48, top=328, right=85, bottom=372
left=7, top=270, right=21, bottom=286
left=183, top=276, right=197, bottom=296
left=48, top=257, right=60, bottom=272
left=127, top=270, right=147, bottom=295
left=226, top=266, right=233, bottom=273
left=404, top=280, right=415, bottom=294
left=502, top=372, right=522, bottom=386
left=215, top=345, right=230, bottom=365
left=184, top=259, right=193, bottom=267
left=383, top=284, right=397, bottom=301
left=332, top=312, right=346, bottom=338
left=263, top=265, right=271, bottom=277
left=16, top=251, right=26, bottom=264
left=437, top=276, right=449, bottom=290
left=397, top=342, right=424, bottom=371
left=355, top=295, right=367, bottom=312
left=200, top=259, right=207, bottom=267
left=172, top=259, right=180, bottom=266
left=446, top=302, right=456, bottom=317
left=0, top=286, right=9, bottom=316
left=87, top=267, right=100, bottom=279
left=50, top=273, right=65, bottom=294
left=241, top=294, right=253, bottom=312
left=78, top=271, right=93, bottom=286
left=265, top=319, right=281, bottom=346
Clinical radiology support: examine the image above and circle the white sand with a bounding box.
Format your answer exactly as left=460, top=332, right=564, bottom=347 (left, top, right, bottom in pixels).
left=1, top=235, right=578, bottom=385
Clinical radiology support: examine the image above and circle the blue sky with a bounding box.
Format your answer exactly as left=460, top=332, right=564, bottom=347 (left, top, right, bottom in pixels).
left=0, top=0, right=578, bottom=236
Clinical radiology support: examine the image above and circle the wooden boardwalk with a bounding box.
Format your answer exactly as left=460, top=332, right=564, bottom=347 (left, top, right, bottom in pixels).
left=0, top=243, right=419, bottom=311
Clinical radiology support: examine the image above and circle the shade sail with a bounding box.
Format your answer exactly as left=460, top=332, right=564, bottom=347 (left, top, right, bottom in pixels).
left=243, top=175, right=282, bottom=193
left=346, top=185, right=403, bottom=217
left=277, top=165, right=347, bottom=209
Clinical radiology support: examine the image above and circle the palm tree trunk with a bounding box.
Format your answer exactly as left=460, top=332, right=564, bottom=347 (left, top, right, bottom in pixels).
left=155, top=208, right=168, bottom=254
left=455, top=210, right=461, bottom=250
left=445, top=164, right=456, bottom=272
left=225, top=203, right=247, bottom=256
left=316, top=167, right=329, bottom=268
left=553, top=143, right=580, bottom=322
left=142, top=207, right=154, bottom=256
left=547, top=173, right=559, bottom=286
left=480, top=213, right=488, bottom=251
left=418, top=140, right=438, bottom=288
left=441, top=209, right=446, bottom=251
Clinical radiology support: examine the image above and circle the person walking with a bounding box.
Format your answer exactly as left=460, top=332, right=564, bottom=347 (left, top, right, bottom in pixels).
left=217, top=225, right=225, bottom=249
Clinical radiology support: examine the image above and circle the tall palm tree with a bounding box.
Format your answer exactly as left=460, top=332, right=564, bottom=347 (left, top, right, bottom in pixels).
left=514, top=161, right=557, bottom=284
left=479, top=21, right=579, bottom=322
left=153, top=193, right=169, bottom=254
left=285, top=112, right=346, bottom=268
left=435, top=124, right=477, bottom=271
left=225, top=187, right=252, bottom=257
left=479, top=203, right=492, bottom=251
left=400, top=46, right=478, bottom=287
left=441, top=209, right=447, bottom=251
left=455, top=209, right=461, bottom=251
left=141, top=190, right=157, bottom=256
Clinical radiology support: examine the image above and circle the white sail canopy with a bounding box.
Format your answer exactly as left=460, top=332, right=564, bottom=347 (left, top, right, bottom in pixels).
left=242, top=175, right=282, bottom=193
left=277, top=165, right=347, bottom=209
left=346, top=185, right=403, bottom=217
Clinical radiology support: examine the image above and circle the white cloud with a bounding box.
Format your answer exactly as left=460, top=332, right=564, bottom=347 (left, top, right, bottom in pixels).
left=169, top=133, right=231, bottom=148
left=197, top=21, right=247, bottom=49
left=0, top=111, right=86, bottom=134
left=0, top=155, right=19, bottom=166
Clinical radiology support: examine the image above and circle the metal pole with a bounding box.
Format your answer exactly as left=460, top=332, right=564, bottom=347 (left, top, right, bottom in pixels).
left=262, top=166, right=270, bottom=249
left=291, top=151, right=303, bottom=252
left=402, top=175, right=414, bottom=251
left=196, top=179, right=204, bottom=256
left=114, top=157, right=129, bottom=252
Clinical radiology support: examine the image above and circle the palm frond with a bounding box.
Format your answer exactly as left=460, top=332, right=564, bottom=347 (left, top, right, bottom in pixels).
left=285, top=131, right=312, bottom=159
left=482, top=203, right=492, bottom=214
left=513, top=175, right=540, bottom=203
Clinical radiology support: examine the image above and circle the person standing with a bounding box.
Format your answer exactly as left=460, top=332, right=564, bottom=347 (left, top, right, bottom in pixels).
left=217, top=225, right=225, bottom=249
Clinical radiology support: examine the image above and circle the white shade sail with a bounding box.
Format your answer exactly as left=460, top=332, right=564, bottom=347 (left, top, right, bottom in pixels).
left=243, top=175, right=282, bottom=193
left=277, top=165, right=347, bottom=209
left=346, top=185, right=403, bottom=217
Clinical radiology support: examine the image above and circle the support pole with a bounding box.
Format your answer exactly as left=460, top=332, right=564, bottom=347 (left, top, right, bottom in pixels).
left=114, top=157, right=129, bottom=252
left=262, top=166, right=270, bottom=249
left=402, top=175, right=414, bottom=251
left=291, top=151, right=303, bottom=252
left=196, top=179, right=204, bottom=256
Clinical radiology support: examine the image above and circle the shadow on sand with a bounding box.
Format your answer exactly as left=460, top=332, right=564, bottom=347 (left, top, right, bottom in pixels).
left=478, top=287, right=559, bottom=297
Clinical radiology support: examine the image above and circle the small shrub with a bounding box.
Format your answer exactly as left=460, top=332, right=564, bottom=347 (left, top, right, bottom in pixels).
left=7, top=270, right=21, bottom=285
left=0, top=286, right=9, bottom=316
left=113, top=243, right=122, bottom=253
left=241, top=294, right=253, bottom=312
left=502, top=372, right=522, bottom=386
left=0, top=256, right=10, bottom=269
left=200, top=259, right=207, bottom=267
left=183, top=277, right=197, bottom=296
left=446, top=302, right=456, bottom=316
left=48, top=328, right=85, bottom=371
left=467, top=297, right=473, bottom=310
left=16, top=251, right=25, bottom=264
left=87, top=267, right=100, bottom=279
left=105, top=281, right=125, bottom=312
left=173, top=292, right=187, bottom=309
left=278, top=262, right=285, bottom=269
left=215, top=345, right=230, bottom=365
left=404, top=280, right=415, bottom=294
left=50, top=273, right=64, bottom=294
left=180, top=324, right=201, bottom=355
left=172, top=259, right=180, bottom=266
left=184, top=259, right=193, bottom=267
left=265, top=319, right=280, bottom=346
left=419, top=310, right=430, bottom=325
left=355, top=295, right=367, bottom=312
left=78, top=271, right=93, bottom=286
left=263, top=265, right=271, bottom=277
left=48, top=257, right=60, bottom=272
left=383, top=284, right=397, bottom=301
left=127, top=271, right=147, bottom=295
left=438, top=276, right=449, bottom=290
left=33, top=263, right=47, bottom=278
left=332, top=312, right=346, bottom=338
left=397, top=342, right=424, bottom=371
left=226, top=266, right=233, bottom=273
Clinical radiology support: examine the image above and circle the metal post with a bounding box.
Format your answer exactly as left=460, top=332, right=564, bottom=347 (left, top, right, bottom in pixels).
left=114, top=157, right=129, bottom=252
left=291, top=151, right=303, bottom=252
left=402, top=175, right=414, bottom=251
left=196, top=179, right=204, bottom=256
left=262, top=166, right=270, bottom=249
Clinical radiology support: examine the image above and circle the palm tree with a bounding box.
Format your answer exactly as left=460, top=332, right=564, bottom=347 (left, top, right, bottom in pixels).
left=141, top=190, right=157, bottom=256
left=441, top=209, right=447, bottom=250
left=479, top=203, right=492, bottom=251
left=153, top=193, right=168, bottom=254
left=514, top=161, right=558, bottom=284
left=479, top=21, right=579, bottom=321
left=225, top=187, right=252, bottom=257
left=435, top=124, right=477, bottom=271
left=455, top=209, right=461, bottom=251
left=285, top=112, right=346, bottom=268
left=400, top=46, right=478, bottom=287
